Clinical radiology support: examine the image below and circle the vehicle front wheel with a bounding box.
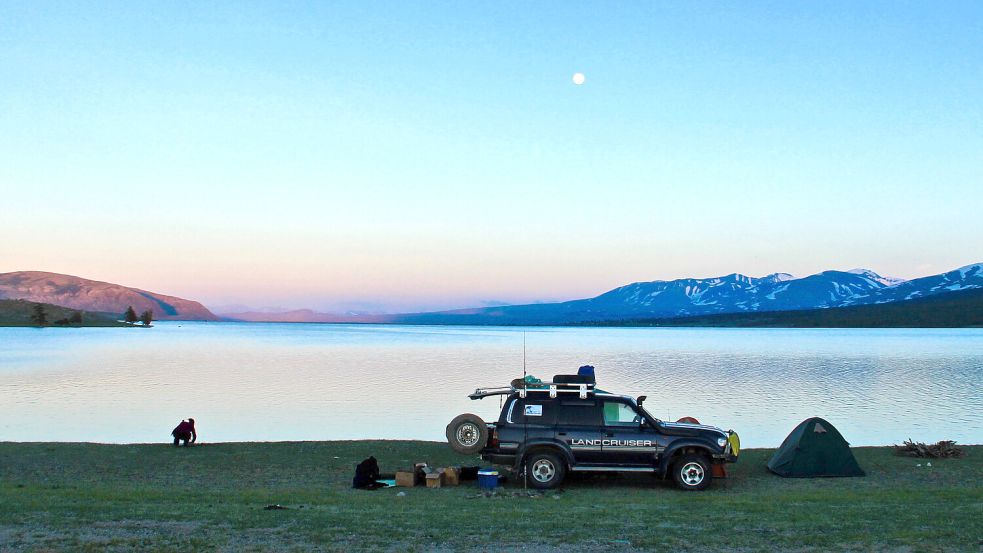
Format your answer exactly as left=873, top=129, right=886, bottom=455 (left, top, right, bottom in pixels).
left=445, top=413, right=488, bottom=455
left=672, top=454, right=712, bottom=491
left=525, top=451, right=566, bottom=489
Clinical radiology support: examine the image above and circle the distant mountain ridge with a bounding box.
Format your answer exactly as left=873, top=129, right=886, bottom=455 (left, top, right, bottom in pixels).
left=602, top=286, right=983, bottom=328
left=12, top=264, right=978, bottom=327
left=214, top=262, right=983, bottom=325
left=223, top=309, right=389, bottom=323
left=0, top=271, right=218, bottom=321
left=370, top=262, right=983, bottom=325
left=842, top=263, right=983, bottom=305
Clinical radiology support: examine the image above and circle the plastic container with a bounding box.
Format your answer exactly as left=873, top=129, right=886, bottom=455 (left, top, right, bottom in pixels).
left=477, top=469, right=499, bottom=490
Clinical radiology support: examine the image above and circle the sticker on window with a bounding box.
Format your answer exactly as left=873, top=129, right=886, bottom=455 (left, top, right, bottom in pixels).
left=524, top=404, right=543, bottom=417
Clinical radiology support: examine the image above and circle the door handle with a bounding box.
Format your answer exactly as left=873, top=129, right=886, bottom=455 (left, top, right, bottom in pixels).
left=557, top=432, right=567, bottom=436
left=605, top=432, right=615, bottom=437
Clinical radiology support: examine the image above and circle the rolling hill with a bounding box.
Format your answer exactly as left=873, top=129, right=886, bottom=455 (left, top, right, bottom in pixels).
left=0, top=272, right=218, bottom=321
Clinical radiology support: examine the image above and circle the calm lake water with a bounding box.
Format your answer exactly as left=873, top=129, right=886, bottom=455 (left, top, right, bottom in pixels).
left=1, top=323, right=981, bottom=448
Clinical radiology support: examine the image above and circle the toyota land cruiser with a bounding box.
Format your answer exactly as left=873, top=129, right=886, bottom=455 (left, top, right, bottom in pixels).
left=446, top=374, right=739, bottom=491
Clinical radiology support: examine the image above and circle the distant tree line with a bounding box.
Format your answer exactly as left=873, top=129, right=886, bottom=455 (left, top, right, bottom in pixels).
left=54, top=311, right=84, bottom=325
left=123, top=306, right=153, bottom=326
left=26, top=303, right=153, bottom=327
left=30, top=304, right=84, bottom=326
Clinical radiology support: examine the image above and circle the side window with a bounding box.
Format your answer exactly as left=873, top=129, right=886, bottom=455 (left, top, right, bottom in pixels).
left=505, top=399, right=557, bottom=425
left=558, top=401, right=602, bottom=426
left=603, top=402, right=640, bottom=426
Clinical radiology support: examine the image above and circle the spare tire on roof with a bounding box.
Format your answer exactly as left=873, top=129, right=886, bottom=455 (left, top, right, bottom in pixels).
left=446, top=413, right=488, bottom=455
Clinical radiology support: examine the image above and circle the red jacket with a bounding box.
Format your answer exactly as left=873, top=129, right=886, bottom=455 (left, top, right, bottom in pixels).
left=172, top=420, right=197, bottom=442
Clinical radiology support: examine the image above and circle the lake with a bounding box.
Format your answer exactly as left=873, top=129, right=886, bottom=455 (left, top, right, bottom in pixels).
left=1, top=323, right=981, bottom=448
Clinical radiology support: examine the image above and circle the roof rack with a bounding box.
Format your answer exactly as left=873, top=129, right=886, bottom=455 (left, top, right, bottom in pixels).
left=469, top=380, right=595, bottom=401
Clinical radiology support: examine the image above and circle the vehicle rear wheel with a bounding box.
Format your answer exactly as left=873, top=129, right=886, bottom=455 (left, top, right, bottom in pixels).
left=525, top=451, right=566, bottom=489
left=672, top=454, right=712, bottom=491
left=445, top=413, right=488, bottom=454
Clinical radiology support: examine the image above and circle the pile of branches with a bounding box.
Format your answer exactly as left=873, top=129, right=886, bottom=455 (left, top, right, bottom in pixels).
left=894, top=439, right=964, bottom=458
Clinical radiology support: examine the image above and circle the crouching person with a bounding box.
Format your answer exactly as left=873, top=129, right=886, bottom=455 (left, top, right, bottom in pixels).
left=172, top=418, right=197, bottom=446
left=352, top=456, right=384, bottom=489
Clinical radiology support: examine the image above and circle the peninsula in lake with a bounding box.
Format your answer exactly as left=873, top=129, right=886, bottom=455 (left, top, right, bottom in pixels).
left=0, top=271, right=218, bottom=322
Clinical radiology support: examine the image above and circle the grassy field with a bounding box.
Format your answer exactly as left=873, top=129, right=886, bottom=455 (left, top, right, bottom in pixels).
left=0, top=441, right=979, bottom=552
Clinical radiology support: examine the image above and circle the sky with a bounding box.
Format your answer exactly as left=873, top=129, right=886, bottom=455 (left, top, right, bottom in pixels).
left=1, top=2, right=982, bottom=313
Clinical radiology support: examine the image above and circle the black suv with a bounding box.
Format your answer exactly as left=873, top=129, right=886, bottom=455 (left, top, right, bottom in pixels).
left=446, top=375, right=739, bottom=491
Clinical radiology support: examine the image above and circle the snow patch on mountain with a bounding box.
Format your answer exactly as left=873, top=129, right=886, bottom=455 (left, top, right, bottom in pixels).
left=765, top=284, right=790, bottom=300
left=847, top=268, right=907, bottom=287
left=957, top=263, right=982, bottom=278
left=764, top=272, right=796, bottom=283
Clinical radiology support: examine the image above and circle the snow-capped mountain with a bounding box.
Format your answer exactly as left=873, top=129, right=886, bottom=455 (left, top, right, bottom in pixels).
left=383, top=262, right=983, bottom=325
left=846, top=268, right=907, bottom=287
left=845, top=263, right=983, bottom=306
left=577, top=269, right=906, bottom=317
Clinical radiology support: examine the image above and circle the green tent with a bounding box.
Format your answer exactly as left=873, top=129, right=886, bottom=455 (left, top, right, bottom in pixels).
left=767, top=417, right=865, bottom=477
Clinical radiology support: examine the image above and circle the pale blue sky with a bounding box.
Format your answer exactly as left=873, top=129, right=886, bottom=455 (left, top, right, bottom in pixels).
left=2, top=2, right=981, bottom=312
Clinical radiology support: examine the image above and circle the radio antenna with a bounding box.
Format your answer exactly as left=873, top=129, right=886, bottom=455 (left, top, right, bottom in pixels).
left=522, top=331, right=528, bottom=490
left=522, top=332, right=527, bottom=379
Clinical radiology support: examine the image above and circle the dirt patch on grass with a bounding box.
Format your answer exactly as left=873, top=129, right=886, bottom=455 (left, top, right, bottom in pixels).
left=0, top=520, right=203, bottom=552
left=90, top=519, right=201, bottom=533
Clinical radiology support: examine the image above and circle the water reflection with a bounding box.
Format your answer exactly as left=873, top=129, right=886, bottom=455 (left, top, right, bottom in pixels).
left=0, top=324, right=981, bottom=447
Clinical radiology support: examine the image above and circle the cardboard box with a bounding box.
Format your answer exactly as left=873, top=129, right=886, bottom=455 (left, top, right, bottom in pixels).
left=425, top=470, right=444, bottom=489
left=395, top=471, right=416, bottom=487
left=442, top=467, right=460, bottom=486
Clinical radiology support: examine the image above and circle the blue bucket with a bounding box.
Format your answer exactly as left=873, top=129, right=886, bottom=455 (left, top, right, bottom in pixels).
left=477, top=469, right=499, bottom=490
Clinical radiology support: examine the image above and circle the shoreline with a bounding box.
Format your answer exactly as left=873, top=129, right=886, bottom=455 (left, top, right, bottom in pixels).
left=3, top=439, right=981, bottom=447
left=8, top=319, right=983, bottom=329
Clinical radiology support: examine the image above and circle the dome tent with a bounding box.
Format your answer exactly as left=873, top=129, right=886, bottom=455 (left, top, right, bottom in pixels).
left=767, top=417, right=865, bottom=478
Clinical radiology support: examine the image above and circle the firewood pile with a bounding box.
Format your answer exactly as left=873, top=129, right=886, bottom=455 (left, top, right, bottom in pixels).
left=894, top=439, right=964, bottom=458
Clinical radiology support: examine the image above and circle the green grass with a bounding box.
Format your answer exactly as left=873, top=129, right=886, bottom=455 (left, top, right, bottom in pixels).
left=1, top=442, right=980, bottom=551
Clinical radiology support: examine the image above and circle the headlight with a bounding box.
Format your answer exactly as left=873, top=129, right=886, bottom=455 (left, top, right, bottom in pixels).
left=717, top=438, right=727, bottom=448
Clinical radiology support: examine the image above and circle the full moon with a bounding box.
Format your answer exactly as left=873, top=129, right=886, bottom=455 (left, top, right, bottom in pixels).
left=572, top=72, right=586, bottom=85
